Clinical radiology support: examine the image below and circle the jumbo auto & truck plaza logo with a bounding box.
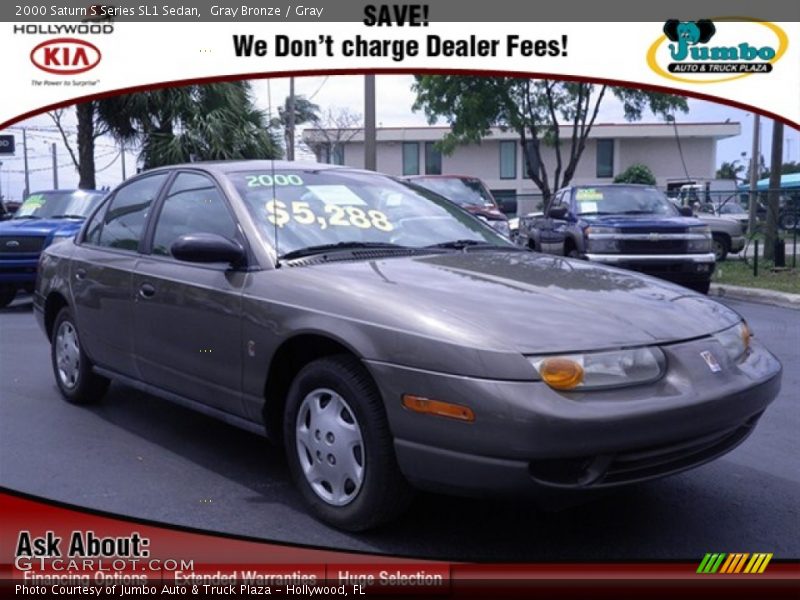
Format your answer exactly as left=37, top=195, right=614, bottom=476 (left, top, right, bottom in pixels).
left=647, top=18, right=787, bottom=84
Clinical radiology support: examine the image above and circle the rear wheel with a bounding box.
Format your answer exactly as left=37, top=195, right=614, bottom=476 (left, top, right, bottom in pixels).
left=712, top=234, right=730, bottom=262
left=0, top=285, right=16, bottom=308
left=51, top=307, right=110, bottom=404
left=283, top=355, right=413, bottom=531
left=780, top=213, right=798, bottom=231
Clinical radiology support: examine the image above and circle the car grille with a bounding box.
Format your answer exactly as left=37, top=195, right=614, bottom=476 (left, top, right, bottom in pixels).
left=618, top=240, right=688, bottom=254
left=528, top=413, right=762, bottom=488
left=0, top=235, right=46, bottom=254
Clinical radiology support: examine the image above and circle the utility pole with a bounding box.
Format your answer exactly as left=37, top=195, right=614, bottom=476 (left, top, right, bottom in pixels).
left=22, top=128, right=30, bottom=198
left=364, top=74, right=376, bottom=171
left=764, top=120, right=784, bottom=262
left=51, top=142, right=58, bottom=189
left=0, top=161, right=4, bottom=202
left=287, top=77, right=295, bottom=161
left=121, top=141, right=126, bottom=181
left=747, top=114, right=760, bottom=235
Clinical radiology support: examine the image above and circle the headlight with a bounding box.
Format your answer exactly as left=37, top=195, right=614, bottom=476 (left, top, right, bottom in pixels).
left=584, top=226, right=619, bottom=253
left=687, top=226, right=712, bottom=252
left=713, top=321, right=751, bottom=362
left=46, top=233, right=75, bottom=248
left=528, top=346, right=666, bottom=391
left=490, top=220, right=511, bottom=236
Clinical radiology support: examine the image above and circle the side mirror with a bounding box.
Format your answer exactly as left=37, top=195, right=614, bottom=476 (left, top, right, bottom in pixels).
left=548, top=205, right=569, bottom=220
left=677, top=206, right=693, bottom=217
left=170, top=233, right=245, bottom=266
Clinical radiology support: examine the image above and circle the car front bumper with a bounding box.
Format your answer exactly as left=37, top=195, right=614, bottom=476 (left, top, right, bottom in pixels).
left=0, top=258, right=39, bottom=284
left=584, top=252, right=716, bottom=283
left=365, top=337, right=781, bottom=496
left=730, top=235, right=746, bottom=254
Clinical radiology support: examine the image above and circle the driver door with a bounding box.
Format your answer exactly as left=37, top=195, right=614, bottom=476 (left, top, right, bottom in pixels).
left=132, top=171, right=248, bottom=416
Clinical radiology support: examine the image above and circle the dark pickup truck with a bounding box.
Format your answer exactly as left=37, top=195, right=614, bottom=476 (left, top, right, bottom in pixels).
left=516, top=184, right=715, bottom=293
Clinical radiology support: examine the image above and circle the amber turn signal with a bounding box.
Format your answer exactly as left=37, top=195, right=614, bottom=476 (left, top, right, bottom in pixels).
left=401, top=395, right=475, bottom=422
left=539, top=357, right=584, bottom=390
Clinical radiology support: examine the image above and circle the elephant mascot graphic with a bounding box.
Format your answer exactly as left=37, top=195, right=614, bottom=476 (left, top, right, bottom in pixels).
left=663, top=20, right=716, bottom=60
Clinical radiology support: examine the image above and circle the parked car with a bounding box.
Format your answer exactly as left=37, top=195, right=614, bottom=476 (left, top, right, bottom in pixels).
left=702, top=215, right=746, bottom=262
left=404, top=175, right=510, bottom=236
left=0, top=189, right=106, bottom=307
left=35, top=162, right=781, bottom=530
left=518, top=184, right=716, bottom=293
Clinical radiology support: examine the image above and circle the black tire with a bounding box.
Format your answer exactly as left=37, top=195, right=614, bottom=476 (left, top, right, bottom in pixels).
left=283, top=354, right=413, bottom=531
left=567, top=247, right=581, bottom=259
left=51, top=307, right=110, bottom=404
left=0, top=285, right=16, bottom=308
left=780, top=213, right=798, bottom=231
left=687, top=280, right=711, bottom=295
left=712, top=234, right=729, bottom=262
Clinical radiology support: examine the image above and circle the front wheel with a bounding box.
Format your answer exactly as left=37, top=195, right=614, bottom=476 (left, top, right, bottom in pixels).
left=51, top=307, right=110, bottom=404
left=712, top=234, right=729, bottom=262
left=283, top=355, right=413, bottom=531
left=686, top=280, right=711, bottom=295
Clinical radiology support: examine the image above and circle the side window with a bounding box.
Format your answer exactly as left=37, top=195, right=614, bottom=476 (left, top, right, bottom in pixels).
left=83, top=199, right=109, bottom=245
left=98, top=174, right=168, bottom=251
left=151, top=172, right=238, bottom=257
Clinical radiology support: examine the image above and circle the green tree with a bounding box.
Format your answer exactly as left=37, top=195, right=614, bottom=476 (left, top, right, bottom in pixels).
left=49, top=103, right=113, bottom=189
left=98, top=81, right=281, bottom=169
left=614, top=164, right=656, bottom=185
left=716, top=160, right=746, bottom=182
left=412, top=76, right=688, bottom=205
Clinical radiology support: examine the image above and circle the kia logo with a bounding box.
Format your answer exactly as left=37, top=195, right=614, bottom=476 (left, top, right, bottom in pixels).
left=30, top=38, right=101, bottom=75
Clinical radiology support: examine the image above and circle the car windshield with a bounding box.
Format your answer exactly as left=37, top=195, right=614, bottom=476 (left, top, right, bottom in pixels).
left=574, top=187, right=678, bottom=217
left=13, top=190, right=105, bottom=219
left=719, top=202, right=747, bottom=215
left=229, top=169, right=511, bottom=257
left=410, top=177, right=496, bottom=208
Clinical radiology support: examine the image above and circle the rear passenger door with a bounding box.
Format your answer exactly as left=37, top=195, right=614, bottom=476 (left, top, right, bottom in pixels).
left=132, top=171, right=247, bottom=416
left=71, top=172, right=169, bottom=377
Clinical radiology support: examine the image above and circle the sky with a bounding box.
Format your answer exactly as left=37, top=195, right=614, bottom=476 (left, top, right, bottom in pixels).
left=1, top=74, right=798, bottom=201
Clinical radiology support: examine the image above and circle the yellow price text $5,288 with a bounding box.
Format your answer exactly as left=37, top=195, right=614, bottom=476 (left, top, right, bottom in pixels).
left=266, top=200, right=394, bottom=232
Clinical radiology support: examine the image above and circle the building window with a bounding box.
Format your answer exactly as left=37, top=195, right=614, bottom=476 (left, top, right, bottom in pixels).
left=317, top=143, right=344, bottom=165
left=499, top=141, right=516, bottom=179
left=402, top=142, right=419, bottom=176
left=425, top=142, right=442, bottom=175
left=331, top=144, right=344, bottom=165
left=524, top=140, right=541, bottom=176
left=596, top=139, right=614, bottom=178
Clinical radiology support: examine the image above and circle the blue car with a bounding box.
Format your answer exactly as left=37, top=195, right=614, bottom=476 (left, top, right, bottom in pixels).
left=0, top=189, right=106, bottom=307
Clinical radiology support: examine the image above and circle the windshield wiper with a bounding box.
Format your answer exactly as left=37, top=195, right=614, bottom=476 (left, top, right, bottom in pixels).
left=425, top=239, right=515, bottom=251
left=280, top=241, right=411, bottom=261
left=50, top=214, right=86, bottom=219
left=620, top=210, right=657, bottom=215
left=578, top=211, right=615, bottom=216
left=12, top=215, right=40, bottom=220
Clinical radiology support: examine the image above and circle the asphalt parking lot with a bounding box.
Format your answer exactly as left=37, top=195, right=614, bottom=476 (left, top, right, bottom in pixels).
left=1, top=294, right=798, bottom=561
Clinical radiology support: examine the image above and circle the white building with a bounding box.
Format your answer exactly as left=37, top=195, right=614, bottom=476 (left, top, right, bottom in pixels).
left=303, top=122, right=740, bottom=214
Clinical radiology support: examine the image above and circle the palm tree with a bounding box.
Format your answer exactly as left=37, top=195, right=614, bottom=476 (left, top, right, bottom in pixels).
left=716, top=160, right=746, bottom=183
left=97, top=81, right=282, bottom=169
left=274, top=94, right=320, bottom=153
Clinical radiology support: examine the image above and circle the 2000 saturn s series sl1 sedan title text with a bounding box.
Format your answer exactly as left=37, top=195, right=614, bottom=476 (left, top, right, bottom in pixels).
left=34, top=161, right=782, bottom=531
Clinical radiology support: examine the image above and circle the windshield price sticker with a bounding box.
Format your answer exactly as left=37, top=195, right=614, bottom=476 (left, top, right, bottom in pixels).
left=17, top=194, right=45, bottom=216
left=246, top=173, right=304, bottom=187
left=576, top=189, right=604, bottom=201
left=266, top=199, right=394, bottom=231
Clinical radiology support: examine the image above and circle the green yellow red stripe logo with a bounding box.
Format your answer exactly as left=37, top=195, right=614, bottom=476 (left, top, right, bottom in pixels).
left=698, top=553, right=773, bottom=574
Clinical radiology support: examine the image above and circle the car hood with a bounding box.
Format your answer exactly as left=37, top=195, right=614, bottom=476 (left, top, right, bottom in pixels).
left=587, top=215, right=706, bottom=230
left=0, top=218, right=83, bottom=236
left=277, top=251, right=740, bottom=354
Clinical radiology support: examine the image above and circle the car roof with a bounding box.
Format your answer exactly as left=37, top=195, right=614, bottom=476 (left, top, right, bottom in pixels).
left=28, top=189, right=103, bottom=194
left=405, top=174, right=483, bottom=181
left=143, top=160, right=351, bottom=176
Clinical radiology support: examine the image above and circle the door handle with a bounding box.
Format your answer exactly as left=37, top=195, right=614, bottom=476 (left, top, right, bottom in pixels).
left=138, top=283, right=156, bottom=299
left=75, top=268, right=87, bottom=280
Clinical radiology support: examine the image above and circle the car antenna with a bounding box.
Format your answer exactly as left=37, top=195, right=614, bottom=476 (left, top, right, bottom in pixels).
left=271, top=158, right=281, bottom=268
